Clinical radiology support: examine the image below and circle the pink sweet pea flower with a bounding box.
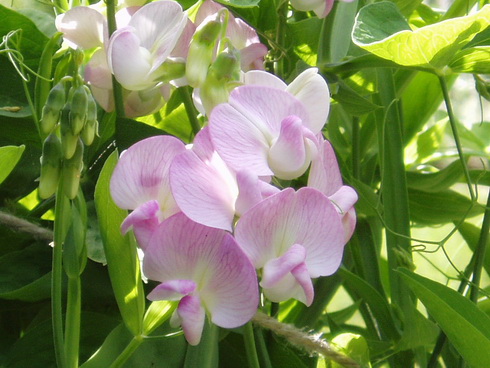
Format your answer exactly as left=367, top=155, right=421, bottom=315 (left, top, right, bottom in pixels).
left=143, top=213, right=259, bottom=345
left=209, top=85, right=320, bottom=180
left=107, top=1, right=187, bottom=91
left=308, top=137, right=358, bottom=241
left=170, top=127, right=279, bottom=231
left=234, top=187, right=345, bottom=306
left=110, top=136, right=186, bottom=249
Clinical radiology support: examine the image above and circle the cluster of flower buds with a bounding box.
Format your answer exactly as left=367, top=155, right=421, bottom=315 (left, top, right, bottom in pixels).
left=39, top=80, right=98, bottom=199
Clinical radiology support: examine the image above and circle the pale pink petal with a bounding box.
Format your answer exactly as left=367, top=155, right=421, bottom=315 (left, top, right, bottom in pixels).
left=56, top=7, right=106, bottom=49
left=85, top=49, right=112, bottom=90
left=110, top=136, right=186, bottom=213
left=235, top=170, right=279, bottom=216
left=291, top=263, right=314, bottom=306
left=261, top=244, right=307, bottom=288
left=115, top=6, right=140, bottom=28
left=88, top=85, right=114, bottom=112
left=129, top=1, right=187, bottom=73
left=210, top=86, right=309, bottom=176
left=308, top=138, right=343, bottom=196
left=329, top=186, right=358, bottom=215
left=120, top=200, right=160, bottom=250
left=170, top=149, right=237, bottom=231
left=286, top=68, right=330, bottom=133
left=268, top=116, right=308, bottom=179
left=178, top=295, right=206, bottom=346
left=108, top=27, right=153, bottom=90
left=147, top=280, right=197, bottom=301
left=143, top=213, right=259, bottom=329
left=243, top=70, right=287, bottom=90
left=124, top=88, right=166, bottom=118
left=240, top=43, right=268, bottom=71
left=195, top=0, right=223, bottom=26
left=235, top=187, right=345, bottom=278
left=170, top=19, right=196, bottom=59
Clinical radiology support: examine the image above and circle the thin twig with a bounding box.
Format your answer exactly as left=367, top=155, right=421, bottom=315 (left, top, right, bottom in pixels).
left=252, top=310, right=360, bottom=368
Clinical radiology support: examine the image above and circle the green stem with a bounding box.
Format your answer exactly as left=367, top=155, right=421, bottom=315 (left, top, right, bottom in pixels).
left=274, top=0, right=288, bottom=79
left=352, top=116, right=360, bottom=181
left=469, top=189, right=490, bottom=302
left=184, top=322, right=219, bottom=368
left=254, top=327, right=272, bottom=368
left=105, top=0, right=125, bottom=118
left=52, top=185, right=69, bottom=368
left=243, top=322, right=260, bottom=368
left=438, top=75, right=475, bottom=202
left=179, top=86, right=201, bottom=137
left=65, top=276, right=81, bottom=368
left=109, top=335, right=144, bottom=368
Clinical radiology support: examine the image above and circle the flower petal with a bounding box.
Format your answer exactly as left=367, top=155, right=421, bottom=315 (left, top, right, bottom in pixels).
left=110, top=135, right=185, bottom=214
left=147, top=280, right=197, bottom=301
left=308, top=138, right=343, bottom=196
left=261, top=244, right=306, bottom=288
left=56, top=7, right=106, bottom=49
left=235, top=187, right=345, bottom=277
left=243, top=70, right=287, bottom=90
left=178, top=295, right=206, bottom=346
left=143, top=213, right=259, bottom=329
left=286, top=68, right=330, bottom=133
left=120, top=200, right=160, bottom=250
left=234, top=170, right=279, bottom=216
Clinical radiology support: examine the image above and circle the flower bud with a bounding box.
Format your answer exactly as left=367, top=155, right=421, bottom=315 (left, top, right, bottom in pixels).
left=200, top=50, right=241, bottom=115
left=186, top=20, right=221, bottom=88
left=40, top=82, right=66, bottom=135
left=69, top=85, right=88, bottom=135
left=63, top=138, right=84, bottom=199
left=80, top=93, right=98, bottom=146
left=39, top=133, right=62, bottom=199
left=157, top=58, right=186, bottom=83
left=60, top=103, right=79, bottom=159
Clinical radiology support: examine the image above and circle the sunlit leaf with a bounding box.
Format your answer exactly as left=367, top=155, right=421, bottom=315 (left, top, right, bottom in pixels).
left=450, top=46, right=490, bottom=74
left=406, top=160, right=462, bottom=193
left=94, top=151, right=145, bottom=336
left=398, top=269, right=490, bottom=368
left=353, top=2, right=490, bottom=70
left=0, top=145, right=24, bottom=185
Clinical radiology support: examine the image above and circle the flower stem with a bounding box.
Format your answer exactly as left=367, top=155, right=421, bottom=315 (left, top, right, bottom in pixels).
left=243, top=322, right=260, bottom=368
left=469, top=189, right=490, bottom=302
left=178, top=86, right=201, bottom=137
left=52, top=185, right=69, bottom=368
left=65, top=276, right=81, bottom=368
left=438, top=75, right=475, bottom=201
left=109, top=335, right=144, bottom=368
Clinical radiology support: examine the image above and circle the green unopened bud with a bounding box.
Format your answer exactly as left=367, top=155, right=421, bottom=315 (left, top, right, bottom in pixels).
left=200, top=51, right=241, bottom=115
left=69, top=85, right=88, bottom=135
left=41, top=83, right=66, bottom=135
left=39, top=133, right=62, bottom=199
left=186, top=20, right=221, bottom=88
left=63, top=139, right=84, bottom=199
left=80, top=94, right=98, bottom=146
left=60, top=103, right=79, bottom=159
left=157, top=58, right=186, bottom=83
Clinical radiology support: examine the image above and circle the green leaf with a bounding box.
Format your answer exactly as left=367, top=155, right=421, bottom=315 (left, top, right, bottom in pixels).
left=0, top=243, right=51, bottom=302
left=353, top=2, right=490, bottom=70
left=17, top=9, right=57, bottom=38
left=332, top=80, right=381, bottom=116
left=398, top=268, right=490, bottom=368
left=450, top=46, right=490, bottom=74
left=94, top=151, right=145, bottom=336
left=328, top=333, right=370, bottom=368
left=143, top=301, right=177, bottom=336
left=406, top=160, right=463, bottom=193
left=0, top=145, right=25, bottom=185
left=409, top=188, right=483, bottom=224
left=339, top=268, right=399, bottom=341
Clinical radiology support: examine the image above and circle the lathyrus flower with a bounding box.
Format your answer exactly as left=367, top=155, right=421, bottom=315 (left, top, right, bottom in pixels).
left=170, top=127, right=279, bottom=231
left=209, top=85, right=321, bottom=180
left=290, top=0, right=355, bottom=19
left=234, top=187, right=345, bottom=306
left=110, top=136, right=186, bottom=249
left=143, top=213, right=259, bottom=345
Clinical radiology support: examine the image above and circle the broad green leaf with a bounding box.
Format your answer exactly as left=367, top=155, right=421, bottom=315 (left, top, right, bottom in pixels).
left=18, top=9, right=56, bottom=38
left=289, top=17, right=322, bottom=66
left=450, top=46, right=490, bottom=74
left=94, top=151, right=145, bottom=336
left=0, top=145, right=25, bottom=185
left=353, top=2, right=490, bottom=70
left=332, top=80, right=380, bottom=116
left=406, top=160, right=463, bottom=193
left=395, top=307, right=438, bottom=351
left=414, top=121, right=446, bottom=161
left=409, top=188, right=483, bottom=224
left=339, top=268, right=399, bottom=341
left=392, top=0, right=423, bottom=17
left=328, top=333, right=370, bottom=368
left=398, top=268, right=490, bottom=368
left=0, top=244, right=51, bottom=302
